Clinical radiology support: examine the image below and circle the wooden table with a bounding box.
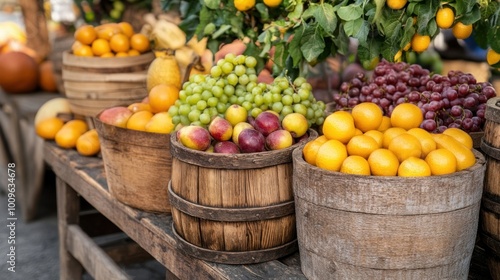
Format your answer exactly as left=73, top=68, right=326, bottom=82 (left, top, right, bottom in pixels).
left=43, top=140, right=493, bottom=280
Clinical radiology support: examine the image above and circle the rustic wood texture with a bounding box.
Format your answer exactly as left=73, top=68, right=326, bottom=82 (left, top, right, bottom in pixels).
left=61, top=51, right=153, bottom=117
left=480, top=96, right=500, bottom=280
left=292, top=147, right=486, bottom=280
left=18, top=0, right=49, bottom=61
left=93, top=117, right=172, bottom=213
left=57, top=177, right=83, bottom=280
left=168, top=132, right=318, bottom=264
left=44, top=141, right=308, bottom=279
left=66, top=225, right=131, bottom=280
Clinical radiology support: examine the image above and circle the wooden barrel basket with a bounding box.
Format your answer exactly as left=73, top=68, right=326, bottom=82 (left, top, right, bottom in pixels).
left=62, top=51, right=154, bottom=117
left=168, top=129, right=317, bottom=264
left=93, top=115, right=172, bottom=213
left=480, top=97, right=500, bottom=280
left=292, top=147, right=486, bottom=279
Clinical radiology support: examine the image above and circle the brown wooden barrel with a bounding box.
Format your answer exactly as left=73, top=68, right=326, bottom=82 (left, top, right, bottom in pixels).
left=292, top=147, right=486, bottom=280
left=168, top=129, right=317, bottom=264
left=93, top=116, right=172, bottom=213
left=49, top=35, right=73, bottom=94
left=480, top=96, right=500, bottom=280
left=62, top=51, right=154, bottom=117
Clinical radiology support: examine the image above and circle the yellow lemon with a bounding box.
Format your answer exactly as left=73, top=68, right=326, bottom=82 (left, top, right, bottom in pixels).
left=442, top=127, right=473, bottom=149
left=407, top=128, right=437, bottom=158
left=398, top=157, right=431, bottom=177
left=432, top=133, right=476, bottom=171
left=425, top=148, right=457, bottom=175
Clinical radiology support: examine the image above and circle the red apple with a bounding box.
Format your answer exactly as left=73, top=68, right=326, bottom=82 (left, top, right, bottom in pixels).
left=98, top=106, right=133, bottom=128
left=177, top=125, right=212, bottom=151
left=254, top=111, right=280, bottom=136
left=238, top=128, right=265, bottom=153
left=265, top=129, right=293, bottom=150
left=208, top=116, right=233, bottom=141
left=214, top=141, right=240, bottom=154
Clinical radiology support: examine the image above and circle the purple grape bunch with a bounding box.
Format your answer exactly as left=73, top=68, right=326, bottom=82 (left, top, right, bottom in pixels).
left=332, top=60, right=497, bottom=133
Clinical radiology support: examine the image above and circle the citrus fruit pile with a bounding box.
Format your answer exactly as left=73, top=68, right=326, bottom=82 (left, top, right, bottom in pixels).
left=36, top=118, right=100, bottom=157
left=304, top=102, right=476, bottom=177
left=331, top=60, right=497, bottom=133
left=72, top=22, right=151, bottom=57
left=168, top=54, right=326, bottom=129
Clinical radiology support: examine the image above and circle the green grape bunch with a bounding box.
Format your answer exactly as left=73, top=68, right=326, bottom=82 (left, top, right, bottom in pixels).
left=168, top=54, right=326, bottom=128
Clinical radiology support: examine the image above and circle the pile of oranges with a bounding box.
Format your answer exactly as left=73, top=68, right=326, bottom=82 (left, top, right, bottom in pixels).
left=35, top=118, right=100, bottom=157
left=304, top=102, right=476, bottom=177
left=72, top=22, right=151, bottom=57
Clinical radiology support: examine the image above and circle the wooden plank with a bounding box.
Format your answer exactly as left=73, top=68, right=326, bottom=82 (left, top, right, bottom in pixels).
left=44, top=141, right=307, bottom=279
left=56, top=177, right=83, bottom=280
left=79, top=210, right=122, bottom=238
left=102, top=239, right=154, bottom=265
left=66, top=225, right=131, bottom=280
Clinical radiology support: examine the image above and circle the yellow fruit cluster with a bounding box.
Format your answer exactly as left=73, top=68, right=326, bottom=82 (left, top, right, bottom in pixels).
left=72, top=22, right=151, bottom=57
left=35, top=118, right=100, bottom=157
left=124, top=84, right=178, bottom=133
left=304, top=102, right=476, bottom=177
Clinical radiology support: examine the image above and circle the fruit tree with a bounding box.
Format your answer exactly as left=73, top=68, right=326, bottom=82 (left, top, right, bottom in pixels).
left=164, top=0, right=500, bottom=75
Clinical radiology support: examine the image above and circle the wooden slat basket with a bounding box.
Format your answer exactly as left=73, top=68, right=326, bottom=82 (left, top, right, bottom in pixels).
left=292, top=147, right=486, bottom=280
left=479, top=97, right=500, bottom=280
left=168, top=129, right=317, bottom=264
left=93, top=115, right=172, bottom=213
left=62, top=51, right=154, bottom=117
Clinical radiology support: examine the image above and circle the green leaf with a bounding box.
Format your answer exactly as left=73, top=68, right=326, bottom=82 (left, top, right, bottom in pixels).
left=314, top=3, right=337, bottom=35
left=302, top=3, right=317, bottom=20
left=472, top=20, right=489, bottom=49
left=289, top=26, right=304, bottom=67
left=459, top=5, right=481, bottom=25
left=488, top=24, right=500, bottom=52
left=203, top=0, right=219, bottom=10
left=300, top=25, right=326, bottom=63
left=337, top=4, right=362, bottom=21
left=358, top=37, right=382, bottom=65
left=273, top=42, right=288, bottom=69
left=332, top=24, right=349, bottom=56
left=212, top=24, right=232, bottom=39
left=343, top=18, right=363, bottom=37
left=288, top=0, right=303, bottom=20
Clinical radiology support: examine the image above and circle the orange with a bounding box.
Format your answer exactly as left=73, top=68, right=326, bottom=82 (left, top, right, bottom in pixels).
left=397, top=157, right=431, bottom=177
left=55, top=119, right=89, bottom=149
left=377, top=116, right=392, bottom=132
left=128, top=102, right=152, bottom=113
left=432, top=133, right=476, bottom=171
left=351, top=102, right=383, bottom=132
left=386, top=0, right=407, bottom=10
left=390, top=103, right=423, bottom=130
left=363, top=130, right=383, bottom=148
left=411, top=33, right=431, bottom=53
left=322, top=111, right=356, bottom=144
left=425, top=148, right=457, bottom=175
left=315, top=139, right=348, bottom=172
left=73, top=45, right=93, bottom=57
left=126, top=111, right=154, bottom=131
left=436, top=7, right=455, bottom=29
left=340, top=155, right=371, bottom=175
left=263, top=0, right=282, bottom=8
left=76, top=129, right=100, bottom=156
left=303, top=135, right=328, bottom=166
left=100, top=52, right=114, bottom=58
left=145, top=112, right=175, bottom=134
left=148, top=84, right=180, bottom=113
left=346, top=135, right=379, bottom=159
left=74, top=25, right=97, bottom=45
left=95, top=23, right=122, bottom=40
left=91, top=38, right=111, bottom=56
left=388, top=133, right=422, bottom=162
left=382, top=127, right=407, bottom=148
left=452, top=22, right=473, bottom=39
left=354, top=128, right=363, bottom=136
left=109, top=33, right=130, bottom=53
left=487, top=48, right=500, bottom=66
left=115, top=52, right=129, bottom=57
left=407, top=128, right=436, bottom=158
left=234, top=0, right=255, bottom=11
left=128, top=49, right=141, bottom=56
left=442, top=127, right=473, bottom=149
left=367, top=148, right=399, bottom=176
left=118, top=22, right=135, bottom=38
left=130, top=33, right=151, bottom=53
left=35, top=117, right=64, bottom=140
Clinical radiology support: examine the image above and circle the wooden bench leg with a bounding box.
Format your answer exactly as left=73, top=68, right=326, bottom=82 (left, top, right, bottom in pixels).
left=56, top=177, right=83, bottom=280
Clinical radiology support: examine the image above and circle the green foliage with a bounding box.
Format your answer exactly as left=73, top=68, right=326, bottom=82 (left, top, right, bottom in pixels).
left=162, top=0, right=498, bottom=77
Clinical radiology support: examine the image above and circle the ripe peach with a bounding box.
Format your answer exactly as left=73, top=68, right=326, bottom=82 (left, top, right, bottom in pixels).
left=265, top=129, right=293, bottom=150
left=282, top=113, right=308, bottom=137
left=177, top=125, right=211, bottom=151
left=238, top=128, right=265, bottom=153
left=232, top=122, right=253, bottom=145
left=214, top=141, right=240, bottom=154
left=98, top=106, right=133, bottom=128
left=254, top=111, right=281, bottom=136
left=208, top=116, right=233, bottom=141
